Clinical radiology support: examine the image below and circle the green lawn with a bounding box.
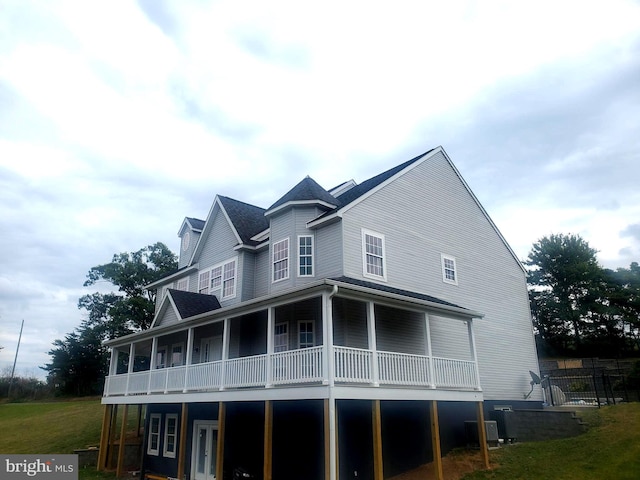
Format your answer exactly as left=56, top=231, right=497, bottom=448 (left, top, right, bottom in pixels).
left=462, top=403, right=640, bottom=480
left=0, top=398, right=117, bottom=480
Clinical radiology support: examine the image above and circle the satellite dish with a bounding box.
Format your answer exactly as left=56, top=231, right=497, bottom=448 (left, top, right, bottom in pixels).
left=529, top=371, right=541, bottom=385
left=524, top=370, right=542, bottom=399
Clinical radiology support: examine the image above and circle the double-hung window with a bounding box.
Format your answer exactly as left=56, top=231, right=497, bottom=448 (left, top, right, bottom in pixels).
left=163, top=414, right=178, bottom=458
left=441, top=254, right=458, bottom=285
left=298, top=235, right=314, bottom=277
left=298, top=321, right=314, bottom=348
left=362, top=229, right=386, bottom=280
left=222, top=261, right=236, bottom=297
left=273, top=238, right=290, bottom=282
left=148, top=414, right=161, bottom=455
left=198, top=270, right=210, bottom=294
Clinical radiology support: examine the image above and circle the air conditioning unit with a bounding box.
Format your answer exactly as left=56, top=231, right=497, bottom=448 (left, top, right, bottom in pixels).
left=464, top=420, right=499, bottom=448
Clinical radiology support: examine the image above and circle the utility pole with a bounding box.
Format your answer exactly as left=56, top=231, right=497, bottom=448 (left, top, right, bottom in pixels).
left=8, top=319, right=24, bottom=397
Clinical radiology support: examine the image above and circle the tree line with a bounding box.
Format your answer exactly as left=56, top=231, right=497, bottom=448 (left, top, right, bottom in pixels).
left=36, top=234, right=639, bottom=397
left=527, top=233, right=640, bottom=358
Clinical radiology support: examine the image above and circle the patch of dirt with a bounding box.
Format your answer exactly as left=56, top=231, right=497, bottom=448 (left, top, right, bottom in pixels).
left=388, top=449, right=491, bottom=480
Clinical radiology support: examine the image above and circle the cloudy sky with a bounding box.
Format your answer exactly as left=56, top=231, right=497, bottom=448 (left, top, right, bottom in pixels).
left=1, top=0, right=639, bottom=378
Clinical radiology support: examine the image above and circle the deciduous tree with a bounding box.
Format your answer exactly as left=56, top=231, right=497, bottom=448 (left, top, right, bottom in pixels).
left=42, top=242, right=177, bottom=395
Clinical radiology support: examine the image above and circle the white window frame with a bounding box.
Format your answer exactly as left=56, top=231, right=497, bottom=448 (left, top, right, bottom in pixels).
left=362, top=229, right=387, bottom=280
left=441, top=254, right=458, bottom=285
left=298, top=320, right=314, bottom=349
left=156, top=346, right=167, bottom=369
left=176, top=277, right=189, bottom=291
left=297, top=235, right=314, bottom=277
left=198, top=270, right=210, bottom=294
left=148, top=414, right=162, bottom=456
left=163, top=414, right=178, bottom=458
left=198, top=257, right=237, bottom=299
left=274, top=322, right=289, bottom=353
left=170, top=343, right=185, bottom=367
left=272, top=238, right=290, bottom=282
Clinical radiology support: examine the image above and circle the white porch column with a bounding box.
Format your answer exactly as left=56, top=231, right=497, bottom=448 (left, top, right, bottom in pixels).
left=109, top=348, right=118, bottom=376
left=467, top=320, right=482, bottom=390
left=184, top=327, right=194, bottom=392
left=148, top=337, right=158, bottom=394
left=220, top=318, right=230, bottom=390
left=266, top=307, right=274, bottom=388
left=367, top=301, right=379, bottom=386
left=323, top=290, right=336, bottom=386
left=125, top=343, right=135, bottom=395
left=424, top=313, right=436, bottom=389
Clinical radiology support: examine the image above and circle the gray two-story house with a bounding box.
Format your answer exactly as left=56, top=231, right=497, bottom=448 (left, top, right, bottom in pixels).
left=98, top=147, right=541, bottom=480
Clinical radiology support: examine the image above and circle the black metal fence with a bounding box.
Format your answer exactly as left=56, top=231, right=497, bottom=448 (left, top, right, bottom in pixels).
left=539, top=358, right=640, bottom=407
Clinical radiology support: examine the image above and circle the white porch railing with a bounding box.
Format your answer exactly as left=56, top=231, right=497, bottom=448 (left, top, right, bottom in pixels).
left=432, top=357, right=478, bottom=389
left=378, top=351, right=431, bottom=386
left=103, top=346, right=479, bottom=396
left=334, top=346, right=373, bottom=383
left=271, top=346, right=324, bottom=385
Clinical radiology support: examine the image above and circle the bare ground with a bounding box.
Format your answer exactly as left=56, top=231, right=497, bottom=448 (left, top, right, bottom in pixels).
left=388, top=449, right=491, bottom=480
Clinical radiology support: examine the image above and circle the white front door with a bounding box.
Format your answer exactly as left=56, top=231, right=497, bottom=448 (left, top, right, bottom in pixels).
left=192, top=421, right=218, bottom=480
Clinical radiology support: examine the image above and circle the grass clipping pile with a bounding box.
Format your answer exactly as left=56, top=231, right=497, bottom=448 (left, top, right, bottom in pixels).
left=388, top=449, right=488, bottom=480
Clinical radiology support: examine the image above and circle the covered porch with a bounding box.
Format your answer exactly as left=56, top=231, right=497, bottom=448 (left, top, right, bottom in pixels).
left=103, top=281, right=483, bottom=400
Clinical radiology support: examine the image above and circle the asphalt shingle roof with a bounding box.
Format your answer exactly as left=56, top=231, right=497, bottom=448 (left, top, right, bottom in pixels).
left=168, top=289, right=221, bottom=319
left=331, top=276, right=466, bottom=310
left=268, top=176, right=339, bottom=212
left=218, top=195, right=269, bottom=245
left=185, top=217, right=205, bottom=231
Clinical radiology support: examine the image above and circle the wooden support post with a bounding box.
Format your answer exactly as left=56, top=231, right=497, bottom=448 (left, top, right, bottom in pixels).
left=476, top=402, right=490, bottom=469
left=107, top=404, right=118, bottom=470
left=372, top=399, right=383, bottom=480
left=116, top=404, right=129, bottom=477
left=324, top=399, right=338, bottom=480
left=263, top=400, right=273, bottom=480
left=430, top=400, right=444, bottom=480
left=177, top=403, right=189, bottom=480
left=216, top=402, right=226, bottom=480
left=97, top=404, right=112, bottom=471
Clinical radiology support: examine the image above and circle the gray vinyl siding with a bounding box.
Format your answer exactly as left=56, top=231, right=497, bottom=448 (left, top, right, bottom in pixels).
left=156, top=305, right=180, bottom=327
left=332, top=297, right=368, bottom=349
left=268, top=206, right=326, bottom=294
left=314, top=220, right=343, bottom=279
left=374, top=305, right=425, bottom=355
left=273, top=297, right=323, bottom=348
left=429, top=315, right=472, bottom=361
left=253, top=248, right=270, bottom=298
left=241, top=251, right=255, bottom=301
left=178, top=230, right=200, bottom=269
left=340, top=150, right=539, bottom=401
left=195, top=206, right=243, bottom=308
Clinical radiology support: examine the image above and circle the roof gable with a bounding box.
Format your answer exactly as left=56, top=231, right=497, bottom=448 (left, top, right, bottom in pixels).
left=150, top=289, right=222, bottom=328
left=218, top=196, right=269, bottom=245
left=189, top=195, right=267, bottom=264
left=169, top=289, right=221, bottom=318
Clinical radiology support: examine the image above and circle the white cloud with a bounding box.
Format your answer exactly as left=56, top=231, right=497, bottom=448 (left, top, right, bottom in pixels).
left=1, top=0, right=639, bottom=376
